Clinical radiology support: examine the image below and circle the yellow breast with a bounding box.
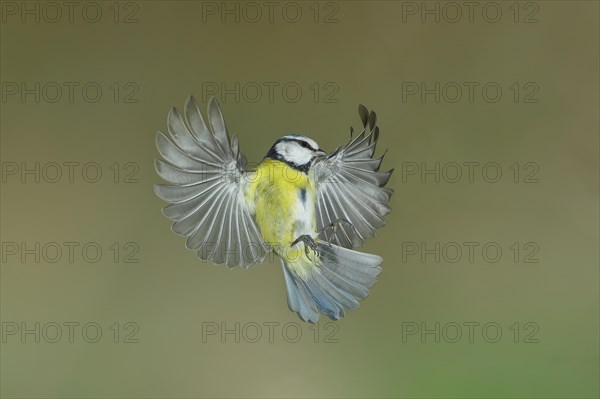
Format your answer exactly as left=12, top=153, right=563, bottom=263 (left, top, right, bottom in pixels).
left=246, top=159, right=317, bottom=274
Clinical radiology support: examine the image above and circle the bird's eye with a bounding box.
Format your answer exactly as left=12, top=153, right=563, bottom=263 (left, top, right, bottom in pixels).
left=300, top=141, right=309, bottom=149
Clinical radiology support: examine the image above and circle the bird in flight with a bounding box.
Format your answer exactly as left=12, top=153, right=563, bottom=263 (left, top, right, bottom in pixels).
left=154, top=96, right=393, bottom=323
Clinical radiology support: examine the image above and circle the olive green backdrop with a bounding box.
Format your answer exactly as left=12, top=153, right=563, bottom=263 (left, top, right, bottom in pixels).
left=1, top=1, right=598, bottom=398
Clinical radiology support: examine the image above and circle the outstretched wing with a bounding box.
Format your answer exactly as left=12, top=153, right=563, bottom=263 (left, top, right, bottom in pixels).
left=313, top=105, right=393, bottom=249
left=154, top=96, right=269, bottom=268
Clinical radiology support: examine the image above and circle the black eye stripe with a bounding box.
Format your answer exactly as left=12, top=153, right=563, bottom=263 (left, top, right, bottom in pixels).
left=277, top=137, right=317, bottom=152
left=298, top=140, right=315, bottom=151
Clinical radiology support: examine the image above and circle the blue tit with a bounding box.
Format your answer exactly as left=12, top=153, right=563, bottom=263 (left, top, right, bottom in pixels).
left=154, top=96, right=393, bottom=323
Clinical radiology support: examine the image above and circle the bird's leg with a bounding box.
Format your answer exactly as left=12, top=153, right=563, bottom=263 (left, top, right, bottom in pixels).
left=317, top=218, right=358, bottom=246
left=291, top=234, right=319, bottom=261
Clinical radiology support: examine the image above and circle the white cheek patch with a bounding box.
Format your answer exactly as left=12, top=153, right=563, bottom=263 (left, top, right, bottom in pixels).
left=275, top=142, right=313, bottom=166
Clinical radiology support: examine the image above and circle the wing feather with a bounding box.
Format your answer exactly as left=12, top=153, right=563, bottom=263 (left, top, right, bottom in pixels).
left=313, top=105, right=393, bottom=248
left=156, top=131, right=221, bottom=170
left=155, top=96, right=269, bottom=267
left=207, top=97, right=232, bottom=155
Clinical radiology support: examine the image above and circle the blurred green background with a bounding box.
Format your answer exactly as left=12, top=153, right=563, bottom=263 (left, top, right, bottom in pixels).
left=1, top=1, right=598, bottom=398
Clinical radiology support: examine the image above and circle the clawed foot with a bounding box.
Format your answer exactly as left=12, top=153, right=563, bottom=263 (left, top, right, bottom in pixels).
left=291, top=234, right=319, bottom=261
left=317, top=218, right=359, bottom=246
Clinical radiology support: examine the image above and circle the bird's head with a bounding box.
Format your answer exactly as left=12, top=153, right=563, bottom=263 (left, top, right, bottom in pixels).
left=265, top=134, right=327, bottom=172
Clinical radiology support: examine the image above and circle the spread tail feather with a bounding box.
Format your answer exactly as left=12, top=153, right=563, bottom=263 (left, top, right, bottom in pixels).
left=281, top=242, right=382, bottom=323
